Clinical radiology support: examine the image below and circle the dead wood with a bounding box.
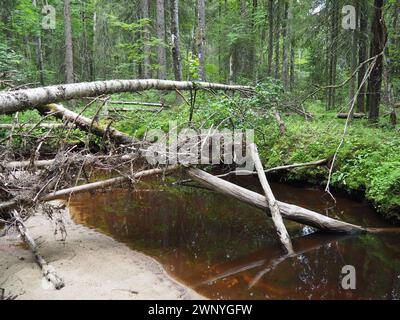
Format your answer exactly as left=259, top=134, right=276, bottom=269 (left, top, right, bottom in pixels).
left=186, top=168, right=367, bottom=234
left=273, top=109, right=286, bottom=135
left=337, top=113, right=366, bottom=119
left=250, top=143, right=294, bottom=254
left=37, top=104, right=137, bottom=146
left=0, top=79, right=254, bottom=114
left=12, top=210, right=65, bottom=289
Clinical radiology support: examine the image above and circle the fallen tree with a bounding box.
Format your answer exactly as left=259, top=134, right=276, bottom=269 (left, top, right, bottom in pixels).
left=186, top=168, right=367, bottom=234
left=12, top=210, right=64, bottom=289
left=0, top=79, right=254, bottom=114
left=250, top=143, right=294, bottom=254
left=36, top=103, right=137, bottom=146
left=110, top=108, right=164, bottom=113
left=84, top=98, right=171, bottom=108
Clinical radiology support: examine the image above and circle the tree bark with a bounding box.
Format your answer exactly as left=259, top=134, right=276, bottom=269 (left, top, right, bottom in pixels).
left=367, top=0, right=387, bottom=123
left=0, top=79, right=253, bottom=114
left=156, top=0, right=167, bottom=80
left=170, top=0, right=183, bottom=81
left=197, top=0, right=206, bottom=81
left=250, top=144, right=294, bottom=254
left=64, top=0, right=74, bottom=83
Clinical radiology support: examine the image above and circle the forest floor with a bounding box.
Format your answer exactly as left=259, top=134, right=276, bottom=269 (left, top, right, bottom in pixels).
left=0, top=202, right=203, bottom=300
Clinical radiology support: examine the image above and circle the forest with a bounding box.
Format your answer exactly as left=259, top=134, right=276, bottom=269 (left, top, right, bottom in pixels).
left=0, top=0, right=400, bottom=301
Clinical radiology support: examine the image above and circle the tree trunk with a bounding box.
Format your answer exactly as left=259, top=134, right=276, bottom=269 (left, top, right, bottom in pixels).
left=349, top=0, right=359, bottom=110
left=64, top=0, right=74, bottom=83
left=290, top=38, right=295, bottom=89
left=267, top=0, right=274, bottom=77
left=187, top=168, right=366, bottom=234
left=356, top=0, right=369, bottom=112
left=274, top=1, right=281, bottom=79
left=281, top=0, right=291, bottom=91
left=142, top=0, right=152, bottom=78
left=170, top=0, right=183, bottom=81
left=0, top=79, right=253, bottom=114
left=197, top=0, right=206, bottom=81
left=156, top=0, right=167, bottom=80
left=327, top=0, right=339, bottom=110
left=32, top=0, right=45, bottom=85
left=250, top=144, right=294, bottom=254
left=367, top=0, right=387, bottom=123
left=37, top=104, right=137, bottom=145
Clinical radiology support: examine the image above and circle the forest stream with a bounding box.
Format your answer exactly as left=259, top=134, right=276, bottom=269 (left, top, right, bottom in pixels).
left=67, top=176, right=400, bottom=300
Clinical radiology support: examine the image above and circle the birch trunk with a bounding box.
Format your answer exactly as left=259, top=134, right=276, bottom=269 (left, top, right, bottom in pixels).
left=170, top=0, right=183, bottom=81
left=0, top=79, right=253, bottom=114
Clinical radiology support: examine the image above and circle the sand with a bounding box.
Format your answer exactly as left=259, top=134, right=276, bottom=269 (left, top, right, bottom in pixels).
left=0, top=204, right=204, bottom=300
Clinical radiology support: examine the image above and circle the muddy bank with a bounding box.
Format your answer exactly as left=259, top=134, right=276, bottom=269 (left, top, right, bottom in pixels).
left=0, top=205, right=203, bottom=300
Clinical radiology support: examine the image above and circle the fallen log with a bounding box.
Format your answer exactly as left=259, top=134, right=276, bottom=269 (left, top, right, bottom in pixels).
left=186, top=168, right=367, bottom=234
left=250, top=143, right=294, bottom=254
left=110, top=108, right=163, bottom=113
left=12, top=210, right=65, bottom=289
left=36, top=104, right=137, bottom=146
left=0, top=79, right=253, bottom=114
left=337, top=113, right=366, bottom=119
left=85, top=98, right=171, bottom=108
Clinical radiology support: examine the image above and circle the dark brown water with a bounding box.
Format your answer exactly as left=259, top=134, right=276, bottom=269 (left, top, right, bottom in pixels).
left=67, top=176, right=400, bottom=300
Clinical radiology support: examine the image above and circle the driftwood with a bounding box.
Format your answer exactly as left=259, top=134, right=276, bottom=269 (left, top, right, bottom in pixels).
left=250, top=144, right=294, bottom=254
left=337, top=113, right=366, bottom=119
left=0, top=79, right=253, bottom=114
left=12, top=210, right=65, bottom=289
left=186, top=168, right=367, bottom=234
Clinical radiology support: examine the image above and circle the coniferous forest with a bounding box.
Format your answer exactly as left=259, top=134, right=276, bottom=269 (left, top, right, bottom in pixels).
left=1, top=0, right=400, bottom=302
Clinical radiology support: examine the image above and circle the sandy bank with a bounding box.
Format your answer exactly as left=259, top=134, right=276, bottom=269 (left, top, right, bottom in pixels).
left=0, top=205, right=203, bottom=300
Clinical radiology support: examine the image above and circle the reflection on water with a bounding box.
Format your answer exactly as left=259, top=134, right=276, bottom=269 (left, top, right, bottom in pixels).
left=68, top=176, right=400, bottom=300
